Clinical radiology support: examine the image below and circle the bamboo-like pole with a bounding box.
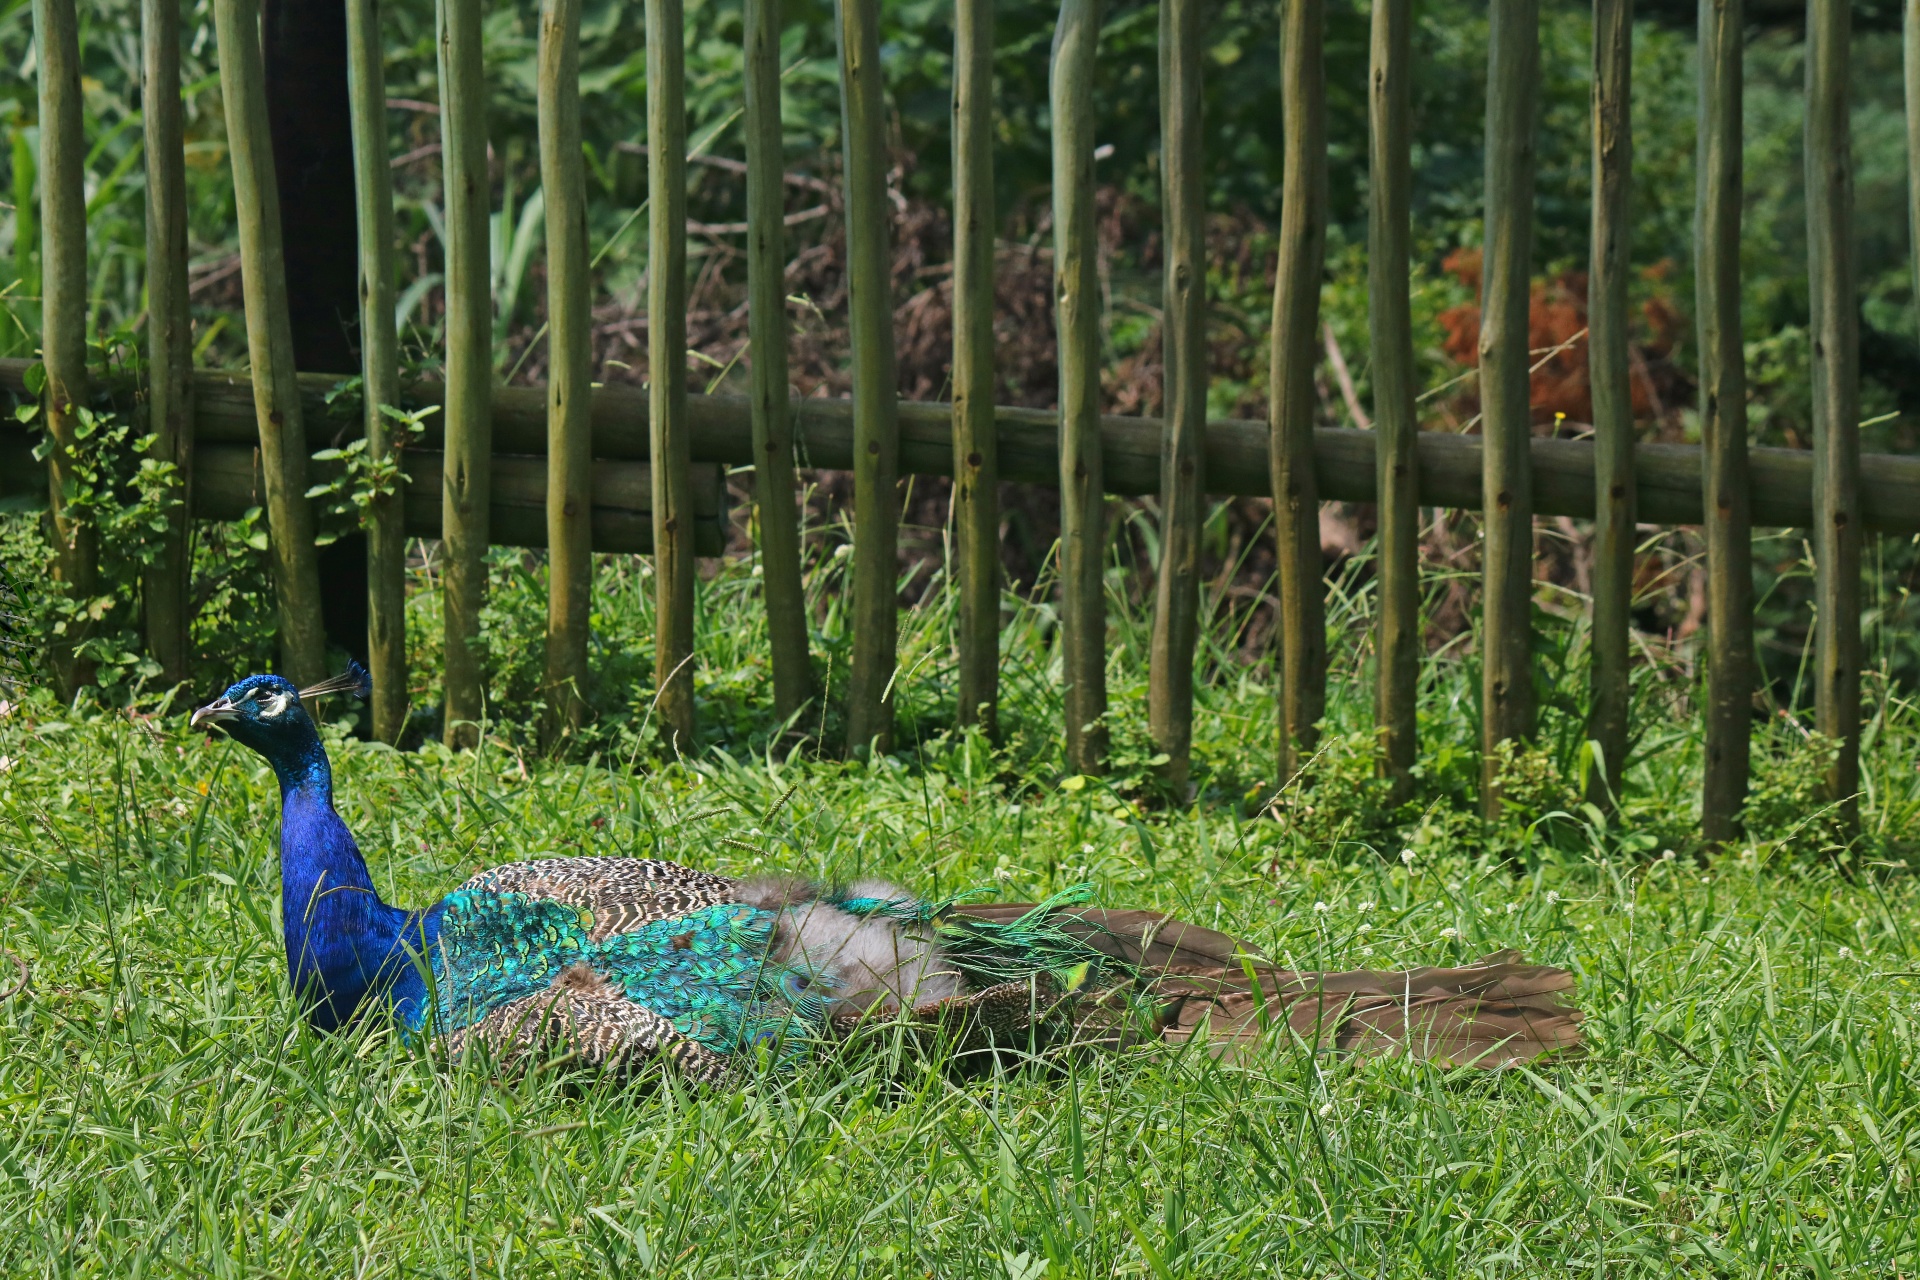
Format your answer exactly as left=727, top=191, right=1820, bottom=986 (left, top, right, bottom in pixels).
left=1478, top=0, right=1539, bottom=817
left=213, top=0, right=327, bottom=688
left=1807, top=0, right=1861, bottom=827
left=141, top=0, right=194, bottom=693
left=837, top=0, right=902, bottom=755
left=1697, top=0, right=1751, bottom=842
left=345, top=0, right=408, bottom=743
left=745, top=0, right=813, bottom=727
left=539, top=0, right=592, bottom=742
left=1052, top=0, right=1106, bottom=775
left=1368, top=0, right=1418, bottom=804
left=1271, top=0, right=1328, bottom=783
left=436, top=0, right=492, bottom=749
left=951, top=0, right=999, bottom=736
left=1149, top=0, right=1204, bottom=789
left=1587, top=0, right=1634, bottom=813
left=34, top=0, right=97, bottom=699
left=649, top=0, right=697, bottom=750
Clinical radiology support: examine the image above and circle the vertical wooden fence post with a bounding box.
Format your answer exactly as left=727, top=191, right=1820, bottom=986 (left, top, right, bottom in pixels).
left=1587, top=0, right=1634, bottom=812
left=649, top=0, right=697, bottom=750
left=1149, top=0, right=1204, bottom=790
left=34, top=0, right=98, bottom=700
left=951, top=0, right=1000, bottom=736
left=745, top=0, right=814, bottom=727
left=1807, top=0, right=1861, bottom=828
left=1478, top=0, right=1539, bottom=818
left=1271, top=0, right=1328, bottom=784
left=837, top=0, right=901, bottom=755
left=539, top=0, right=592, bottom=742
left=142, top=0, right=194, bottom=693
left=1368, top=0, right=1418, bottom=803
left=346, top=0, right=408, bottom=743
left=437, top=0, right=492, bottom=749
left=1052, top=0, right=1106, bottom=776
left=1697, top=0, right=1751, bottom=842
left=213, top=0, right=327, bottom=688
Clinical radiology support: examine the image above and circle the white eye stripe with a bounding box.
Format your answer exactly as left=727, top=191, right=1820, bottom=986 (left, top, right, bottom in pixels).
left=261, top=692, right=292, bottom=717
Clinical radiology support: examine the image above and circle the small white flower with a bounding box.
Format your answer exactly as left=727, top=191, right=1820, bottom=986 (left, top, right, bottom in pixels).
left=1439, top=927, right=1460, bottom=939
left=1081, top=843, right=1095, bottom=855
left=833, top=543, right=854, bottom=559
left=1313, top=901, right=1329, bottom=914
left=1357, top=922, right=1372, bottom=934
left=1700, top=875, right=1713, bottom=884
left=1661, top=849, right=1677, bottom=862
left=1447, top=881, right=1461, bottom=892
left=1838, top=946, right=1854, bottom=960
left=1622, top=902, right=1635, bottom=916
left=0, top=700, right=14, bottom=718
left=0, top=755, right=13, bottom=773
left=1317, top=1102, right=1333, bottom=1117
left=171, top=800, right=189, bottom=818
left=995, top=867, right=1013, bottom=881
left=1546, top=890, right=1560, bottom=905
left=1360, top=944, right=1374, bottom=955
left=1400, top=849, right=1416, bottom=866
left=1357, top=901, right=1376, bottom=913
left=1505, top=902, right=1518, bottom=914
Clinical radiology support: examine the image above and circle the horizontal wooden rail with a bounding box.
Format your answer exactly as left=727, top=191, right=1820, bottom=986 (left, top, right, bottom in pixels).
left=4, top=359, right=1919, bottom=535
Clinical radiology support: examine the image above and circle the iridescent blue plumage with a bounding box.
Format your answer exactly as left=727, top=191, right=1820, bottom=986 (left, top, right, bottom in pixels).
left=428, top=891, right=826, bottom=1058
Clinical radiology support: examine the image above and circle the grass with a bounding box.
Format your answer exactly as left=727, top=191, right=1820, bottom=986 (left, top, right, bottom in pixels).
left=4, top=541, right=1920, bottom=1277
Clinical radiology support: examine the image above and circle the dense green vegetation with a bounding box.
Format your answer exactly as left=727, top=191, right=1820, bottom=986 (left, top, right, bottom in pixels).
left=3, top=5, right=1920, bottom=1271
left=3, top=553, right=1920, bottom=1274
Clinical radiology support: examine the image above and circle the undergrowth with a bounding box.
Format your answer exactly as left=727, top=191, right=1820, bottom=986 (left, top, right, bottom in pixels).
left=3, top=536, right=1920, bottom=1275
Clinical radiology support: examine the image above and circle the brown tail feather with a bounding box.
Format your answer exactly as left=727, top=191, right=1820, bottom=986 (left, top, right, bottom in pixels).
left=954, top=905, right=1584, bottom=1069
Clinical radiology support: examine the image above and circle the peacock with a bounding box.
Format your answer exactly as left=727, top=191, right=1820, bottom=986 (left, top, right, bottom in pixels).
left=190, top=665, right=1584, bottom=1083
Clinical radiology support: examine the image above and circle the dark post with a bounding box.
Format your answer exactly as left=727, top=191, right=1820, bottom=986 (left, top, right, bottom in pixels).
left=838, top=0, right=903, bottom=755
left=1149, top=0, right=1205, bottom=790
left=1697, top=0, right=1752, bottom=842
left=264, top=0, right=371, bottom=667
left=540, top=0, right=592, bottom=741
left=1368, top=0, right=1418, bottom=803
left=1587, top=0, right=1634, bottom=812
left=345, top=0, right=408, bottom=742
left=951, top=0, right=1000, bottom=736
left=1807, top=0, right=1861, bottom=827
left=745, top=0, right=813, bottom=727
left=35, top=0, right=96, bottom=699
left=1271, top=0, right=1329, bottom=782
left=1478, top=0, right=1540, bottom=817
left=1052, top=0, right=1106, bottom=775
left=437, top=0, right=493, bottom=749
left=649, top=0, right=697, bottom=750
left=143, top=0, right=195, bottom=692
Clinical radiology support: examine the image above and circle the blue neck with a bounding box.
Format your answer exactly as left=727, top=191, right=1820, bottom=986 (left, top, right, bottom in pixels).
left=270, top=730, right=438, bottom=1031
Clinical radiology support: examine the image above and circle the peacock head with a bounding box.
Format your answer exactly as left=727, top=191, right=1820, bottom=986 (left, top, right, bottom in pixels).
left=191, top=664, right=371, bottom=762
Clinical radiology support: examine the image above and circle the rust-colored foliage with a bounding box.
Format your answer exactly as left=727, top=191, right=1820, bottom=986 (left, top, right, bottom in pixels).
left=1433, top=247, right=1687, bottom=435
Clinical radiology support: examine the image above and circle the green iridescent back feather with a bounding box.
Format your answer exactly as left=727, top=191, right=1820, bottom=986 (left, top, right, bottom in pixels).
left=431, top=890, right=826, bottom=1059
left=829, top=882, right=1121, bottom=993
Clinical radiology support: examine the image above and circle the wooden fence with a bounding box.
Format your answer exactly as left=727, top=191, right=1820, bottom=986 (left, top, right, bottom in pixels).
left=11, top=0, right=1920, bottom=837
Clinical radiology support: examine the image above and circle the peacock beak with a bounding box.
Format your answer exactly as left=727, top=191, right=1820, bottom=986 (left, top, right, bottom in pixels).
left=190, top=697, right=239, bottom=730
